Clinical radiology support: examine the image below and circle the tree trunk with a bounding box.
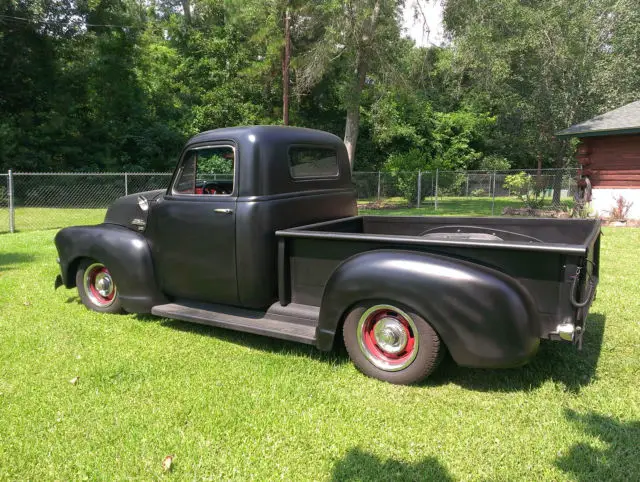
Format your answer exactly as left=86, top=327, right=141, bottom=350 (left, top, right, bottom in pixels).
left=343, top=0, right=380, bottom=168
left=182, top=0, right=191, bottom=24
left=344, top=55, right=367, bottom=169
left=552, top=152, right=564, bottom=205
left=282, top=7, right=291, bottom=125
left=344, top=107, right=359, bottom=168
left=552, top=170, right=562, bottom=205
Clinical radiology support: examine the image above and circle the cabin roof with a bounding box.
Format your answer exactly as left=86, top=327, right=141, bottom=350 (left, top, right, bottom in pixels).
left=556, top=100, right=640, bottom=138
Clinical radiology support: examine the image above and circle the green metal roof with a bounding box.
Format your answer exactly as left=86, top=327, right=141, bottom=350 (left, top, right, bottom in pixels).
left=556, top=100, right=640, bottom=138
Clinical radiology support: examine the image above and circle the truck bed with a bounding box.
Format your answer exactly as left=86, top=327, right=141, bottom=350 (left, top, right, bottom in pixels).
left=277, top=215, right=601, bottom=340
left=279, top=215, right=600, bottom=254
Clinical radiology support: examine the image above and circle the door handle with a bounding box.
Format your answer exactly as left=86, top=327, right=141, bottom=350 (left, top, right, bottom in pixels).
left=214, top=208, right=233, bottom=215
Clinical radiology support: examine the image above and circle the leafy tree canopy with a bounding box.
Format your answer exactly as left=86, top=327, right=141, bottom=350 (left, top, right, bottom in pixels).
left=0, top=0, right=638, bottom=173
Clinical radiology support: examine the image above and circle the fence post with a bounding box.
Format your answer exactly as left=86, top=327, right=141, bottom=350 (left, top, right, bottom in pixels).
left=124, top=173, right=128, bottom=196
left=377, top=171, right=381, bottom=201
left=8, top=170, right=14, bottom=233
left=434, top=168, right=439, bottom=211
left=491, top=170, right=497, bottom=216
left=466, top=175, right=470, bottom=197
left=431, top=173, right=434, bottom=200
left=417, top=171, right=422, bottom=208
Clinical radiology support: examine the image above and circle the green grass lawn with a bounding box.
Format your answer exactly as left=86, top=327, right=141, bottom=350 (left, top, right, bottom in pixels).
left=0, top=208, right=107, bottom=234
left=358, top=196, right=574, bottom=217
left=0, top=198, right=574, bottom=234
left=1, top=227, right=639, bottom=480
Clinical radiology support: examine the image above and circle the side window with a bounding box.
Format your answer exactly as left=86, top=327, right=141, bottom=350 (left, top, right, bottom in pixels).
left=173, top=146, right=235, bottom=195
left=289, top=147, right=339, bottom=179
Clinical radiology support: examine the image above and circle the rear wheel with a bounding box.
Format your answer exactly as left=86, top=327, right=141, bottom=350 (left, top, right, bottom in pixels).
left=343, top=302, right=443, bottom=385
left=76, top=260, right=123, bottom=314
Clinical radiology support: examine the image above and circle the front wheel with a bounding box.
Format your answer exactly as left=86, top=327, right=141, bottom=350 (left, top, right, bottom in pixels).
left=76, top=260, right=123, bottom=314
left=343, top=302, right=444, bottom=385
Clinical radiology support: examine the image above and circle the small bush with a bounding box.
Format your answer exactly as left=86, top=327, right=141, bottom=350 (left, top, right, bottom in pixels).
left=437, top=172, right=467, bottom=196
left=479, top=155, right=511, bottom=171
left=608, top=195, right=633, bottom=221
left=384, top=150, right=427, bottom=204
left=503, top=172, right=546, bottom=209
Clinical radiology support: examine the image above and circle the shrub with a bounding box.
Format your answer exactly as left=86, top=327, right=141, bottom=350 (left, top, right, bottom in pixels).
left=384, top=149, right=427, bottom=204
left=608, top=195, right=633, bottom=221
left=479, top=155, right=511, bottom=171
left=503, top=172, right=546, bottom=209
left=437, top=172, right=467, bottom=196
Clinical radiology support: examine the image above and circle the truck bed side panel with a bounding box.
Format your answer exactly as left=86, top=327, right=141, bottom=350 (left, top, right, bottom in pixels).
left=287, top=237, right=563, bottom=329
left=316, top=249, right=540, bottom=368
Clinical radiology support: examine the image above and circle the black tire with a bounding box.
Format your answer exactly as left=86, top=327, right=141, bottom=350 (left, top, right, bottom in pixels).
left=342, top=301, right=444, bottom=385
left=75, top=259, right=124, bottom=314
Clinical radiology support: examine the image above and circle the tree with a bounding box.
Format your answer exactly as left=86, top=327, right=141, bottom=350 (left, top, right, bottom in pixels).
left=295, top=0, right=404, bottom=167
left=442, top=0, right=640, bottom=174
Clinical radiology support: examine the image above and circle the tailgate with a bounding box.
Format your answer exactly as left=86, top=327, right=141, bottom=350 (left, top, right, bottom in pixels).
left=568, top=227, right=601, bottom=347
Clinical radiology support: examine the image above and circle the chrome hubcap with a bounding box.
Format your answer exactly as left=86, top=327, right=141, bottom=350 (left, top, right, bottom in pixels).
left=373, top=318, right=408, bottom=354
left=94, top=272, right=113, bottom=298
left=83, top=263, right=117, bottom=307
left=356, top=304, right=419, bottom=372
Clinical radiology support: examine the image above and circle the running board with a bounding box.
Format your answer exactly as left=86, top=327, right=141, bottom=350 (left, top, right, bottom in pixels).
left=151, top=300, right=319, bottom=345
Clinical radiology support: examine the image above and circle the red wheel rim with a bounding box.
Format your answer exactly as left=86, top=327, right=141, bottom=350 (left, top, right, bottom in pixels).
left=83, top=263, right=116, bottom=307
left=357, top=305, right=419, bottom=371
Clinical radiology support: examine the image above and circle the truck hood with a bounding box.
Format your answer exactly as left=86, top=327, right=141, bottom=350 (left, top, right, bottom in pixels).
left=104, top=189, right=165, bottom=232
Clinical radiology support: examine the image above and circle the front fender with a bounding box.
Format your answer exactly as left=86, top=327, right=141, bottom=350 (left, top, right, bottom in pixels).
left=317, top=250, right=540, bottom=368
left=54, top=224, right=166, bottom=313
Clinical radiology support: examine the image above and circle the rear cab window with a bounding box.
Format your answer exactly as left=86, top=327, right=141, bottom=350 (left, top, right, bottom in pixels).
left=288, top=146, right=339, bottom=179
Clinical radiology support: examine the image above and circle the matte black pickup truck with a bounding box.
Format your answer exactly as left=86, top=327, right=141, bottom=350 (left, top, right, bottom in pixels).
left=54, top=126, right=601, bottom=384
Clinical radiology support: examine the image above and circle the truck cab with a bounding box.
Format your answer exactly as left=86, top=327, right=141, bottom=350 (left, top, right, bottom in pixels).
left=55, top=126, right=600, bottom=385
left=131, top=126, right=355, bottom=309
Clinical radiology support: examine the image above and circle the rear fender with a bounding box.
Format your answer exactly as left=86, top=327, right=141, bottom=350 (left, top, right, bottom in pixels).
left=317, top=250, right=540, bottom=368
left=54, top=224, right=166, bottom=313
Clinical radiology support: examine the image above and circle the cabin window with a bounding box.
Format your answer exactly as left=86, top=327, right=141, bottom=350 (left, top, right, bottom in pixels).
left=173, top=146, right=235, bottom=195
left=288, top=147, right=339, bottom=179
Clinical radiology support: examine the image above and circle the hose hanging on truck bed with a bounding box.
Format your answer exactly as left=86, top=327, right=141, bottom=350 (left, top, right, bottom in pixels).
left=570, top=265, right=596, bottom=308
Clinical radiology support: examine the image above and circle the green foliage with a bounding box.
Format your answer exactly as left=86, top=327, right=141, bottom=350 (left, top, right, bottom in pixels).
left=431, top=111, right=495, bottom=170
left=0, top=0, right=639, bottom=176
left=442, top=0, right=640, bottom=169
left=198, top=154, right=233, bottom=174
left=383, top=149, right=426, bottom=204
left=480, top=155, right=511, bottom=171
left=503, top=172, right=546, bottom=209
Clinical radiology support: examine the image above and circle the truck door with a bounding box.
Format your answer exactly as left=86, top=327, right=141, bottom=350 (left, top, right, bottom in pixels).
left=149, top=144, right=238, bottom=305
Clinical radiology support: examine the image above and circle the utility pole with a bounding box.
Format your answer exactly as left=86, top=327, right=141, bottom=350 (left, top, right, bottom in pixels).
left=282, top=7, right=291, bottom=125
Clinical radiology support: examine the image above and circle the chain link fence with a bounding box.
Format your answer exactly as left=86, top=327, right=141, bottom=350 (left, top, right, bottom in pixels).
left=0, top=168, right=579, bottom=234
left=1, top=172, right=172, bottom=234
left=354, top=168, right=579, bottom=216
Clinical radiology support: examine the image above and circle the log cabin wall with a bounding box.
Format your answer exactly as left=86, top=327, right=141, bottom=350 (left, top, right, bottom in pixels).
left=577, top=134, right=640, bottom=188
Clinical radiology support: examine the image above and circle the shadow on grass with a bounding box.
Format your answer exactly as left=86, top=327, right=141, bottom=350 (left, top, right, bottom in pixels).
left=556, top=409, right=640, bottom=481
left=330, top=448, right=452, bottom=482
left=138, top=312, right=605, bottom=392
left=135, top=314, right=351, bottom=366
left=0, top=252, right=35, bottom=270
left=426, top=313, right=606, bottom=393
